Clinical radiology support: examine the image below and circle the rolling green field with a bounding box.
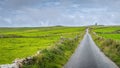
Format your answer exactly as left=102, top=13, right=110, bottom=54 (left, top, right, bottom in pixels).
left=0, top=26, right=85, bottom=64
left=93, top=26, right=120, bottom=40
left=91, top=26, right=120, bottom=67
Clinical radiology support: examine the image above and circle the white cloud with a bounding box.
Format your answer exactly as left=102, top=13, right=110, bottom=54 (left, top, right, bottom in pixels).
left=0, top=0, right=120, bottom=27
left=4, top=18, right=12, bottom=24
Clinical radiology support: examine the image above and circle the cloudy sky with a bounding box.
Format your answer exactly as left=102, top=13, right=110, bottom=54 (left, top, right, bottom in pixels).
left=0, top=0, right=120, bottom=27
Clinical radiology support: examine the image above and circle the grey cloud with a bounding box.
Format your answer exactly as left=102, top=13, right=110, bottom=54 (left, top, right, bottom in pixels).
left=0, top=16, right=13, bottom=27
left=0, top=0, right=120, bottom=27
left=0, top=0, right=61, bottom=9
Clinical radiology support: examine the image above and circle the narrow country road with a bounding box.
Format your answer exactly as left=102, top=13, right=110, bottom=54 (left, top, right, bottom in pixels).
left=64, top=29, right=118, bottom=68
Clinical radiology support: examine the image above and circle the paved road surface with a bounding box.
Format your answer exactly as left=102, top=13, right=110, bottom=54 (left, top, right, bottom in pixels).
left=64, top=29, right=118, bottom=68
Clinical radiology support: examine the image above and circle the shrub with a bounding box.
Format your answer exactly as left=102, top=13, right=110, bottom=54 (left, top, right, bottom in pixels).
left=23, top=34, right=83, bottom=68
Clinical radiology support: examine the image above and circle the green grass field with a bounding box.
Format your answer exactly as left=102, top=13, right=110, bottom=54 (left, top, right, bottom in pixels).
left=93, top=26, right=120, bottom=40
left=0, top=26, right=85, bottom=64
left=98, top=34, right=120, bottom=40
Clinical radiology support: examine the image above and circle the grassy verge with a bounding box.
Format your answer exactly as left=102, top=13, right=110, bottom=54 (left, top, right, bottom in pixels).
left=90, top=27, right=120, bottom=67
left=23, top=31, right=85, bottom=68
